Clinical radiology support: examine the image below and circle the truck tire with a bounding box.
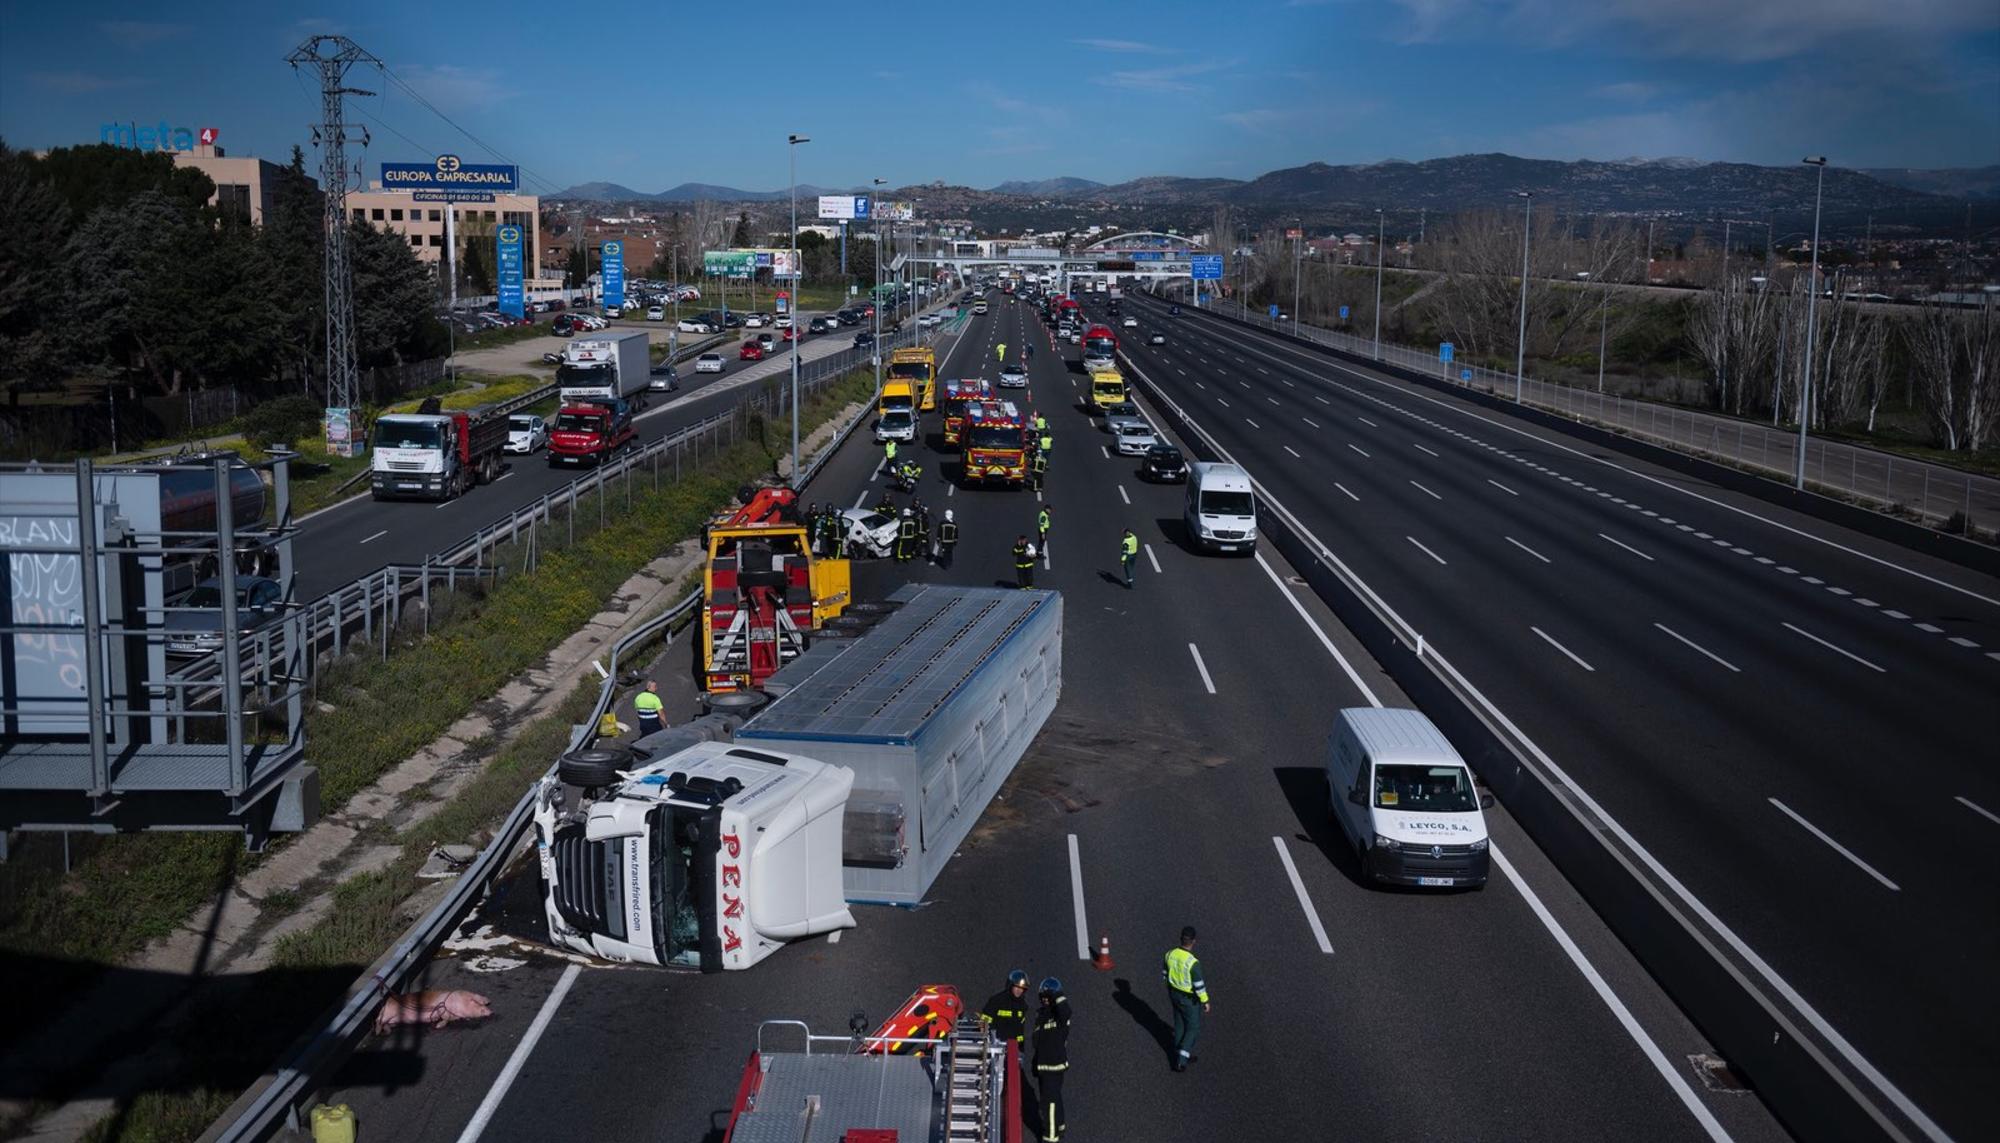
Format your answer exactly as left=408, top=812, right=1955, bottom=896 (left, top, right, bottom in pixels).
left=844, top=601, right=901, bottom=616
left=704, top=691, right=768, bottom=720
left=559, top=746, right=634, bottom=788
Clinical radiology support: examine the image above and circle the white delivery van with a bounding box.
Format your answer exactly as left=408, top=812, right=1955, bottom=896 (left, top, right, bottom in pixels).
left=534, top=740, right=856, bottom=970
left=1326, top=708, right=1492, bottom=888
left=1183, top=461, right=1257, bottom=553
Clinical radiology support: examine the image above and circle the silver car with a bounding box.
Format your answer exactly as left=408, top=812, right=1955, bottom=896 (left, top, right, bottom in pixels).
left=1112, top=421, right=1158, bottom=455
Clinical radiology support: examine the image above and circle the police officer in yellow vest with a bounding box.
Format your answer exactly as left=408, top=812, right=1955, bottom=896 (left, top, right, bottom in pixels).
left=1163, top=926, right=1209, bottom=1072
left=633, top=680, right=665, bottom=737
left=1120, top=529, right=1139, bottom=589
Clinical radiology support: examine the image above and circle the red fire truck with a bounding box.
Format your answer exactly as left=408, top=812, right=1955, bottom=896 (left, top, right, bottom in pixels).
left=699, top=487, right=850, bottom=693
left=940, top=377, right=997, bottom=448
left=959, top=399, right=1030, bottom=487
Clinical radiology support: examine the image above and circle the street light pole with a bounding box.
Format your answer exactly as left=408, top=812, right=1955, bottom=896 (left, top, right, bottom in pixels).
left=1796, top=156, right=1828, bottom=490
left=788, top=133, right=809, bottom=485
left=1372, top=208, right=1384, bottom=360
left=1291, top=222, right=1302, bottom=330
left=873, top=177, right=887, bottom=391
left=1514, top=191, right=1533, bottom=403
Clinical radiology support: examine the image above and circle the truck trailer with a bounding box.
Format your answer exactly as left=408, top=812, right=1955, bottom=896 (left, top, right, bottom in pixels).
left=533, top=584, right=1062, bottom=971
left=370, top=403, right=508, bottom=501
left=556, top=331, right=652, bottom=409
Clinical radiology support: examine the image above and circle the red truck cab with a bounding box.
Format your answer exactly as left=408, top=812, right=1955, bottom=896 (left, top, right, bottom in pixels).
left=548, top=398, right=637, bottom=466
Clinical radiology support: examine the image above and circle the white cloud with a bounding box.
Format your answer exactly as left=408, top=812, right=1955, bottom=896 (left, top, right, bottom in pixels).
left=1219, top=108, right=1290, bottom=131
left=393, top=64, right=510, bottom=113
left=30, top=70, right=142, bottom=94
left=1096, top=59, right=1237, bottom=94
left=1395, top=0, right=1998, bottom=61
left=94, top=21, right=189, bottom=49
left=1073, top=38, right=1173, bottom=54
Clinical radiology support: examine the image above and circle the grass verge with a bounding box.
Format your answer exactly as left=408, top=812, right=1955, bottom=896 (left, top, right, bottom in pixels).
left=0, top=367, right=879, bottom=1140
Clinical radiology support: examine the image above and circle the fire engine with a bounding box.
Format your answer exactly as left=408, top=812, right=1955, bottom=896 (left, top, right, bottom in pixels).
left=699, top=487, right=851, bottom=693
left=958, top=399, right=1030, bottom=487
left=940, top=377, right=997, bottom=448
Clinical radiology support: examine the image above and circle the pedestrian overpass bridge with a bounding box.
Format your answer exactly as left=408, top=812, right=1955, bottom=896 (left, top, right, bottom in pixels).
left=911, top=231, right=1212, bottom=285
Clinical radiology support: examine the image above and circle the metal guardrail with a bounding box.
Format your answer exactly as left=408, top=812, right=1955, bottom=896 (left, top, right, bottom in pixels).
left=206, top=306, right=930, bottom=1141
left=1122, top=347, right=1919, bottom=1143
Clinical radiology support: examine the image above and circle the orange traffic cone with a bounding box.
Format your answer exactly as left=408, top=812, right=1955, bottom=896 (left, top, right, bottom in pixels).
left=1092, top=933, right=1114, bottom=971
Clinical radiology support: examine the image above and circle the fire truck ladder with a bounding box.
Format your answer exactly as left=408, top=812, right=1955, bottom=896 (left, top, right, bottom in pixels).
left=940, top=1016, right=1007, bottom=1143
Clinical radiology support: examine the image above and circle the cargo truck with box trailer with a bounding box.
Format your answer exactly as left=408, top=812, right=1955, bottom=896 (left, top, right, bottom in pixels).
left=556, top=330, right=653, bottom=409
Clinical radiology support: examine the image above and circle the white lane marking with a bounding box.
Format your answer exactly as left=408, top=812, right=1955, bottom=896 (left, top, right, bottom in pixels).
left=1769, top=799, right=1901, bottom=892
left=853, top=490, right=870, bottom=508
left=1315, top=395, right=1330, bottom=404
left=948, top=483, right=956, bottom=497
left=1217, top=397, right=1231, bottom=408
left=1654, top=623, right=1742, bottom=673
left=1913, top=622, right=1942, bottom=633
left=1487, top=478, right=1518, bottom=496
left=1245, top=418, right=1261, bottom=429
left=1267, top=396, right=1281, bottom=406
left=492, top=471, right=514, bottom=483
left=1954, top=795, right=2000, bottom=826
left=1409, top=480, right=1443, bottom=501
left=454, top=963, right=583, bottom=1143
left=1145, top=543, right=1162, bottom=574
left=1118, top=484, right=1131, bottom=505
left=359, top=529, right=388, bottom=545
left=1357, top=415, right=1378, bottom=427
left=1414, top=443, right=1441, bottom=458
left=1133, top=333, right=1951, bottom=1143
left=1302, top=417, right=1319, bottom=428
left=1490, top=845, right=1732, bottom=1143
left=1948, top=635, right=1980, bottom=649
left=1335, top=482, right=1359, bottom=501
left=1272, top=837, right=1335, bottom=955
left=1782, top=622, right=1886, bottom=673
left=1194, top=381, right=1204, bottom=389
left=1101, top=445, right=1111, bottom=459
left=1599, top=532, right=1656, bottom=562
left=1187, top=643, right=1217, bottom=694
left=1531, top=625, right=1596, bottom=672
left=1505, top=535, right=1551, bottom=563
left=1347, top=444, right=1370, bottom=458
left=1406, top=536, right=1448, bottom=565
left=1068, top=834, right=1091, bottom=961
left=1284, top=446, right=1302, bottom=459
left=434, top=497, right=458, bottom=510
left=1253, top=552, right=1381, bottom=705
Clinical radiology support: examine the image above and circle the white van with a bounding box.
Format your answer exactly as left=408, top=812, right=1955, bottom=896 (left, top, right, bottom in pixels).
left=1326, top=708, right=1492, bottom=888
left=1183, top=461, right=1257, bottom=553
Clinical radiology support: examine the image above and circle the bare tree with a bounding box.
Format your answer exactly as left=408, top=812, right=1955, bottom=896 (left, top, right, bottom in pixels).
left=1906, top=297, right=1998, bottom=451
left=1421, top=207, right=1575, bottom=364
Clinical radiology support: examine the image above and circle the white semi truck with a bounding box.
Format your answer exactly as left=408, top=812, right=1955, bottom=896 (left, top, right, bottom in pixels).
left=556, top=331, right=652, bottom=408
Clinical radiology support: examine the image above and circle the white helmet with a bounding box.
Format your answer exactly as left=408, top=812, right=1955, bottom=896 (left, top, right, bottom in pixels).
left=945, top=509, right=954, bottom=522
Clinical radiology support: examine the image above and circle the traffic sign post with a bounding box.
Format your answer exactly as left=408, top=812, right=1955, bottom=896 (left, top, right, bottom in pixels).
left=1339, top=305, right=1350, bottom=322
left=1440, top=342, right=1454, bottom=363
left=1460, top=368, right=1473, bottom=384
left=1268, top=303, right=1280, bottom=328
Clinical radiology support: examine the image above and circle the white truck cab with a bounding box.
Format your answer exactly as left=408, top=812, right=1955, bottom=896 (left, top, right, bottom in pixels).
left=534, top=740, right=856, bottom=970
left=1183, top=461, right=1257, bottom=553
left=1326, top=708, right=1493, bottom=888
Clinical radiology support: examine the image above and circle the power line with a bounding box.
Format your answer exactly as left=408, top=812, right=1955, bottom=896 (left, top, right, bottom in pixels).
left=374, top=63, right=565, bottom=196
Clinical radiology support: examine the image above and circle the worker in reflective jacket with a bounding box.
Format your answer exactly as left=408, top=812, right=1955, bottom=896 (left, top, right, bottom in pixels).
left=896, top=509, right=919, bottom=563
left=936, top=510, right=959, bottom=569
left=1032, top=977, right=1072, bottom=1141
left=1013, top=535, right=1035, bottom=589
left=1163, top=926, right=1209, bottom=1072
left=980, top=970, right=1030, bottom=1045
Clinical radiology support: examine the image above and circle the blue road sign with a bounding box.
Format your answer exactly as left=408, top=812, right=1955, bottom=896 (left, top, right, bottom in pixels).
left=854, top=195, right=871, bottom=220
left=1460, top=368, right=1473, bottom=383
left=602, top=241, right=625, bottom=308
left=1440, top=342, right=1454, bottom=363
left=1339, top=305, right=1350, bottom=320
left=497, top=226, right=524, bottom=319
left=1190, top=254, right=1223, bottom=280
left=1269, top=304, right=1280, bottom=319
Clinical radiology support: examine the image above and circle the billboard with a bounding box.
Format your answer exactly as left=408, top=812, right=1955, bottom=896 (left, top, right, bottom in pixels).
left=602, top=241, right=625, bottom=307
left=99, top=122, right=217, bottom=152
left=705, top=251, right=755, bottom=278
left=817, top=195, right=872, bottom=220
left=497, top=225, right=525, bottom=319
left=1284, top=228, right=1304, bottom=240
left=325, top=406, right=357, bottom=459
left=382, top=156, right=518, bottom=198
left=873, top=200, right=915, bottom=222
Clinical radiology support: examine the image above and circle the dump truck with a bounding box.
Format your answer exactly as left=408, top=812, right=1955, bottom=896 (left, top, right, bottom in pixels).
left=370, top=401, right=507, bottom=501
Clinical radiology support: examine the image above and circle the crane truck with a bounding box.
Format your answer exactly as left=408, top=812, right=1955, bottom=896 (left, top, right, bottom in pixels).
left=699, top=487, right=850, bottom=694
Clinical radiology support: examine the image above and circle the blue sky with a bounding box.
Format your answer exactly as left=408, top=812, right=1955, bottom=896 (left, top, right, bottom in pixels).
left=3, top=0, right=1996, bottom=194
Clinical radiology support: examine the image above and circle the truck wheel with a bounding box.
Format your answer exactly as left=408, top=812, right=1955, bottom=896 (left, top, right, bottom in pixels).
left=844, top=601, right=901, bottom=616
left=559, top=746, right=634, bottom=787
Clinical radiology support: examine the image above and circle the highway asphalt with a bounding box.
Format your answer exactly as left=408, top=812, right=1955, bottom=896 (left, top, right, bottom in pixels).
left=292, top=309, right=905, bottom=599
left=319, top=294, right=1790, bottom=1142
left=1104, top=288, right=2000, bottom=1142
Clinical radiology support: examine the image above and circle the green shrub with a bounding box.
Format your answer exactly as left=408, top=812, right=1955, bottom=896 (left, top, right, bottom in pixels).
left=239, top=395, right=325, bottom=450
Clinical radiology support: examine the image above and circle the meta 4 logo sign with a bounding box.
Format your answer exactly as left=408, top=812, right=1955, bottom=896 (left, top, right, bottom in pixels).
left=100, top=122, right=217, bottom=152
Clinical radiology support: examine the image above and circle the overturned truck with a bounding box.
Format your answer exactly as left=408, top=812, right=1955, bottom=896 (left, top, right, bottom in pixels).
left=534, top=584, right=1062, bottom=969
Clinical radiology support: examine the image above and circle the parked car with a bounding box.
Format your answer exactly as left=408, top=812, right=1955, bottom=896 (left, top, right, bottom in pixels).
left=646, top=305, right=666, bottom=321
left=694, top=352, right=726, bottom=374
left=998, top=364, right=1029, bottom=388
left=605, top=304, right=624, bottom=319
left=649, top=364, right=679, bottom=393
left=1140, top=443, right=1187, bottom=482
left=1112, top=420, right=1159, bottom=456
left=505, top=413, right=549, bottom=454
left=740, top=341, right=767, bottom=361
left=163, top=576, right=285, bottom=659
left=678, top=318, right=715, bottom=334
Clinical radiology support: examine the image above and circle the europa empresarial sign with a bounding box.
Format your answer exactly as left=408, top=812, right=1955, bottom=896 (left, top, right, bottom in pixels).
left=381, top=154, right=519, bottom=202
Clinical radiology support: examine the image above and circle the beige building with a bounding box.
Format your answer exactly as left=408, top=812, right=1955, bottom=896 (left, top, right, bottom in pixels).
left=345, top=184, right=544, bottom=281
left=171, top=146, right=294, bottom=225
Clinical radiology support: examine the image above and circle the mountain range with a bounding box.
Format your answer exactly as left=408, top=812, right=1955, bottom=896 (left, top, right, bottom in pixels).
left=551, top=155, right=1998, bottom=230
